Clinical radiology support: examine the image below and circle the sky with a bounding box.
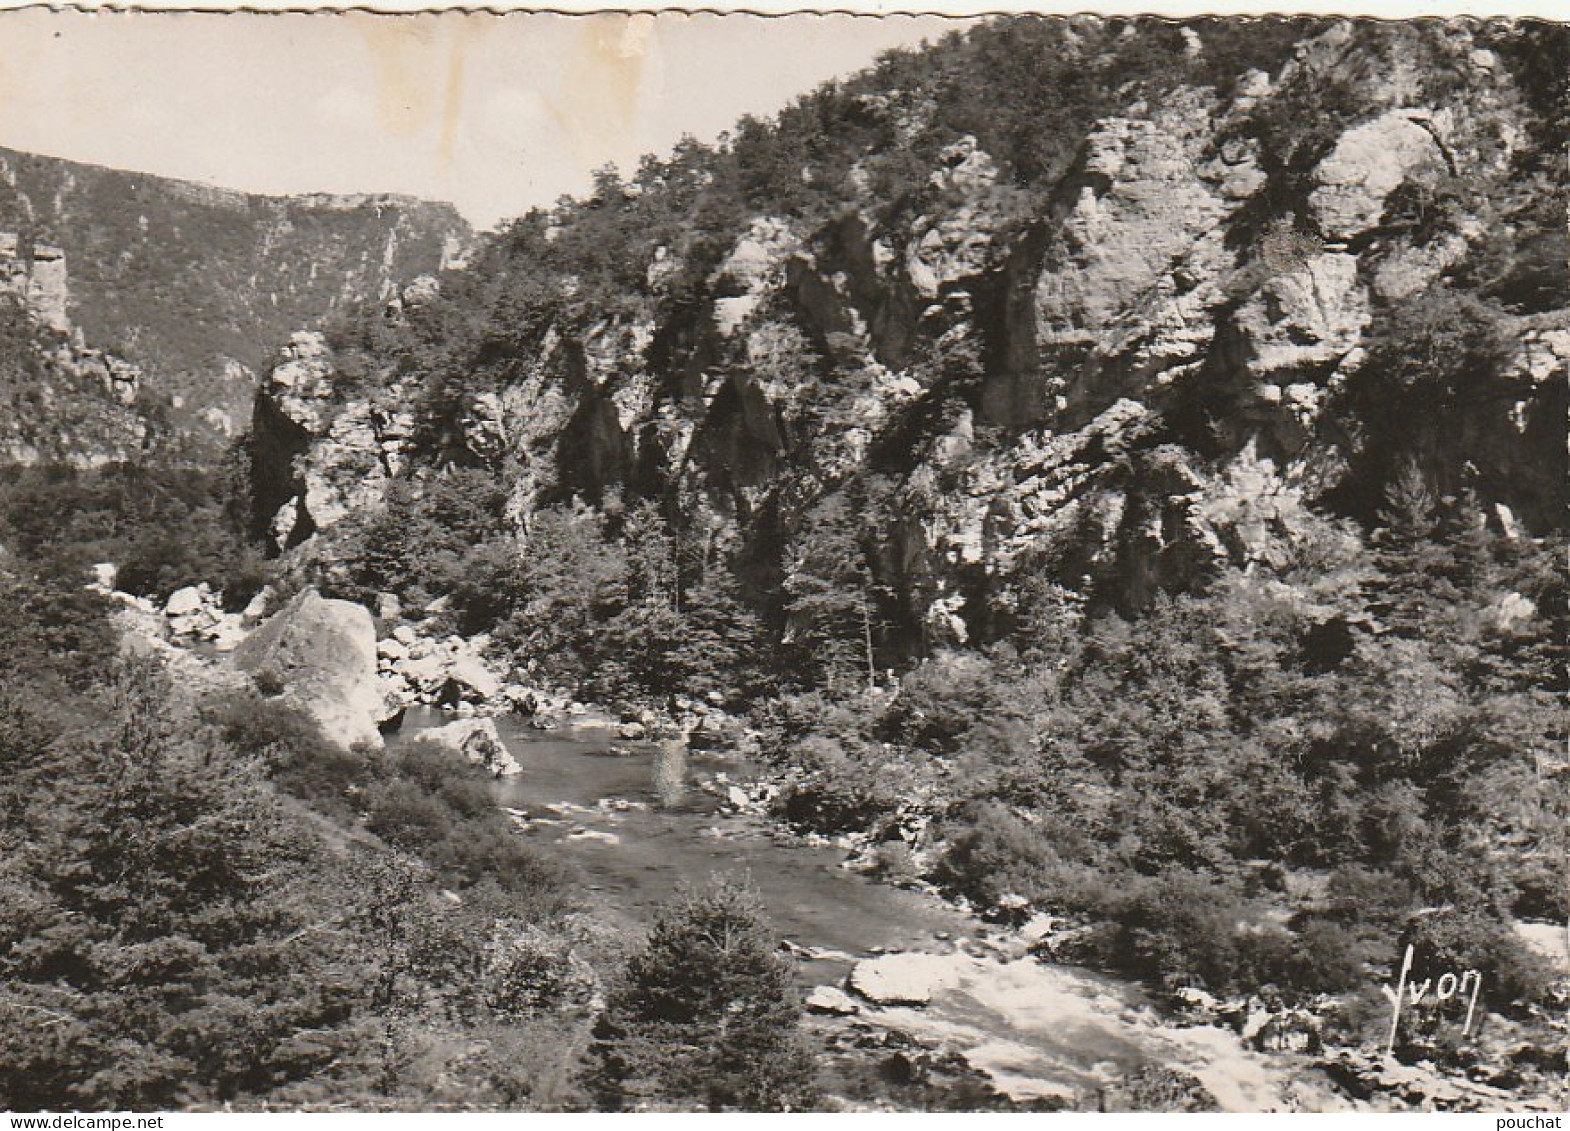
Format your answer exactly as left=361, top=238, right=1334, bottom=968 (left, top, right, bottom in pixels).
left=0, top=10, right=970, bottom=230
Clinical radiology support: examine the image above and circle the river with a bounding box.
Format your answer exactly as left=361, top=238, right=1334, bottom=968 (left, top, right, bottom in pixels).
left=398, top=707, right=1321, bottom=1111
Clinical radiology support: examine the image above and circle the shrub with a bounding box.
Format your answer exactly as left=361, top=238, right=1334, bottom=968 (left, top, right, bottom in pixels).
left=771, top=727, right=910, bottom=835
left=1400, top=907, right=1554, bottom=1010
left=430, top=824, right=570, bottom=909
left=392, top=739, right=495, bottom=820
left=204, top=691, right=367, bottom=816
left=1285, top=918, right=1368, bottom=994
left=875, top=650, right=1003, bottom=757
left=364, top=778, right=452, bottom=850
left=932, top=802, right=1066, bottom=911
left=1090, top=872, right=1250, bottom=992
left=588, top=875, right=818, bottom=1111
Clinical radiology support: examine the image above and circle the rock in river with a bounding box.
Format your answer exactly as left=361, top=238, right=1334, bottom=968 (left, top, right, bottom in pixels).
left=805, top=985, right=861, bottom=1016
left=847, top=952, right=963, bottom=1006
left=421, top=716, right=522, bottom=777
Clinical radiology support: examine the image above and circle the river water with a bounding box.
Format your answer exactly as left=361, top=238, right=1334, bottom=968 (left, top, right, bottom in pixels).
left=397, top=707, right=1306, bottom=1111
left=398, top=708, right=968, bottom=962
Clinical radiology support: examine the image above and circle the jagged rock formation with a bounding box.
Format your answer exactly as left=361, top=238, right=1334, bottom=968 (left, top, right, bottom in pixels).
left=0, top=233, right=70, bottom=334
left=254, top=330, right=416, bottom=548
left=0, top=146, right=470, bottom=443
left=251, top=19, right=1567, bottom=640
left=0, top=236, right=151, bottom=465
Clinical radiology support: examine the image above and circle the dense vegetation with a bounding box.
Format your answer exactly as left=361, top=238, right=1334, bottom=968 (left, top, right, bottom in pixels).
left=762, top=481, right=1566, bottom=1023
left=0, top=569, right=572, bottom=1109
left=3, top=14, right=1565, bottom=1111
left=0, top=457, right=270, bottom=606
left=0, top=569, right=813, bottom=1110
left=313, top=451, right=1566, bottom=1031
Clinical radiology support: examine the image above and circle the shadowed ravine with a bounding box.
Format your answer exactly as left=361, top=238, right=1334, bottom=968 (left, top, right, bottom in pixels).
left=399, top=707, right=1311, bottom=1111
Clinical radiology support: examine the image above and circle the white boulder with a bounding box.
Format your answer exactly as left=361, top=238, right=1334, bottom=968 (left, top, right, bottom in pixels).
left=847, top=952, right=963, bottom=1006
left=421, top=717, right=521, bottom=777
left=1309, top=110, right=1443, bottom=241
left=165, top=585, right=206, bottom=618
left=445, top=652, right=502, bottom=700
left=232, top=587, right=384, bottom=750
left=805, top=985, right=861, bottom=1015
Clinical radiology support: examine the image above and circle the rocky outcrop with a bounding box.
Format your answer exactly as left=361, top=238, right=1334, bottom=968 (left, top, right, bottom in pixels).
left=1035, top=89, right=1233, bottom=355
left=377, top=625, right=506, bottom=708
left=0, top=253, right=151, bottom=468
left=232, top=587, right=385, bottom=750
left=1308, top=110, right=1445, bottom=241
left=1236, top=252, right=1370, bottom=374
left=251, top=331, right=420, bottom=548
left=0, top=234, right=70, bottom=333
left=162, top=583, right=248, bottom=652
left=1319, top=1050, right=1535, bottom=1111
left=806, top=985, right=862, bottom=1015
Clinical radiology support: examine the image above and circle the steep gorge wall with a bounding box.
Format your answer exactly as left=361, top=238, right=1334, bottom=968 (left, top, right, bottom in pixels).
left=252, top=20, right=1568, bottom=640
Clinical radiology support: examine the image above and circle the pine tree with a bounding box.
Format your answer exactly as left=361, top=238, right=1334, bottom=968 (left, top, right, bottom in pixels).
left=781, top=486, right=890, bottom=692
left=1368, top=460, right=1461, bottom=637
left=0, top=661, right=373, bottom=1109
left=587, top=876, right=817, bottom=1111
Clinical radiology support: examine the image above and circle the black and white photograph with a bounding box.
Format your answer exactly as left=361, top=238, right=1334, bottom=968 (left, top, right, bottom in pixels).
left=0, top=2, right=1564, bottom=1115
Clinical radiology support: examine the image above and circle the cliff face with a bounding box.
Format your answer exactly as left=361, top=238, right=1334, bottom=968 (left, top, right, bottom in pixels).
left=0, top=233, right=152, bottom=466
left=253, top=18, right=1567, bottom=640
left=0, top=147, right=470, bottom=442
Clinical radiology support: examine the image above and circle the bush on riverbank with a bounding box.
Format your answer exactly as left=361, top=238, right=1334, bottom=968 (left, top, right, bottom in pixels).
left=588, top=876, right=819, bottom=1111
left=207, top=690, right=573, bottom=915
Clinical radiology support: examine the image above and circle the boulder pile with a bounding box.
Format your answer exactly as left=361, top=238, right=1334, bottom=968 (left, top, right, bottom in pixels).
left=162, top=583, right=248, bottom=651
left=376, top=627, right=504, bottom=709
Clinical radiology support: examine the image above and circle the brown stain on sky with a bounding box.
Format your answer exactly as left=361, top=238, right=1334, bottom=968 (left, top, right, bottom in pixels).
left=436, top=18, right=476, bottom=170
left=353, top=14, right=490, bottom=176
left=548, top=13, right=658, bottom=174
left=357, top=16, right=439, bottom=139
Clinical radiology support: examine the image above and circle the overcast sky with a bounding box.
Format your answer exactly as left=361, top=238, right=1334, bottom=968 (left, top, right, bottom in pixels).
left=0, top=10, right=969, bottom=230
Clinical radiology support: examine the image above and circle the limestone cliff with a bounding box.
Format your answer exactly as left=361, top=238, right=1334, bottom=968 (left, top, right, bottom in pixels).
left=0, top=235, right=151, bottom=466
left=251, top=18, right=1567, bottom=644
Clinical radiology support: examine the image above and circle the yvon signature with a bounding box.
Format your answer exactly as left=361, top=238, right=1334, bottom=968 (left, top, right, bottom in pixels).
left=1381, top=943, right=1482, bottom=1054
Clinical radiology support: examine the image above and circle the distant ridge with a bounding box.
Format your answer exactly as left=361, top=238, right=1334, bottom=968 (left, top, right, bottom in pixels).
left=0, top=143, right=472, bottom=439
